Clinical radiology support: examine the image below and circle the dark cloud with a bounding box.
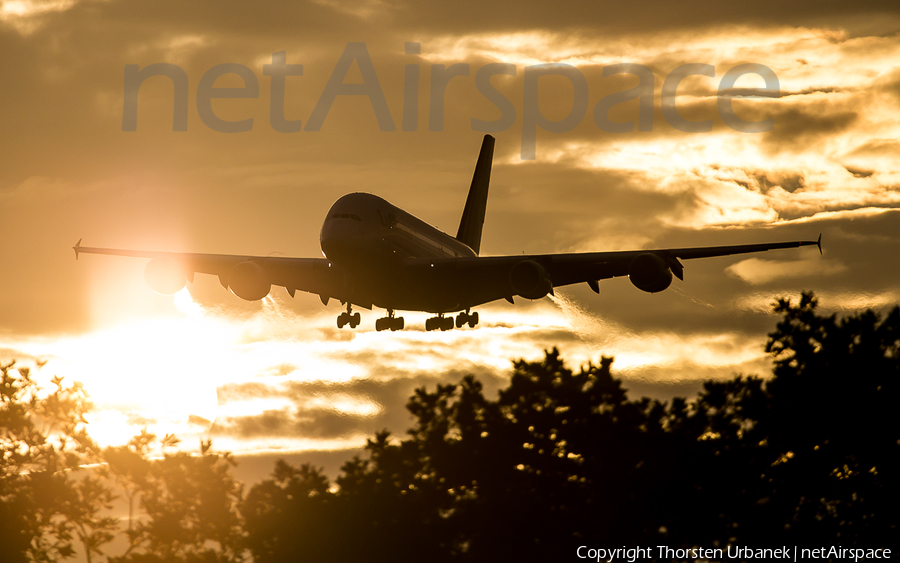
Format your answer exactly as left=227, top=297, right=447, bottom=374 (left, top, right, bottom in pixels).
left=779, top=86, right=848, bottom=97
left=389, top=0, right=900, bottom=35
left=844, top=166, right=875, bottom=178
left=754, top=172, right=805, bottom=193
left=762, top=107, right=858, bottom=153
left=216, top=409, right=294, bottom=438
left=844, top=138, right=900, bottom=159
left=214, top=371, right=508, bottom=441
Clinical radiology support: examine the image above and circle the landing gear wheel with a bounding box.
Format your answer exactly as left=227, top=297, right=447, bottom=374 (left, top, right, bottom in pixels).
left=377, top=310, right=404, bottom=332
left=426, top=316, right=452, bottom=331
left=455, top=310, right=479, bottom=329
left=338, top=304, right=359, bottom=329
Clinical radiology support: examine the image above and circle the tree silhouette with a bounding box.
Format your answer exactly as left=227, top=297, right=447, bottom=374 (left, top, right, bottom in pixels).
left=751, top=292, right=897, bottom=543
left=0, top=360, right=247, bottom=563
left=105, top=437, right=245, bottom=563
left=242, top=460, right=336, bottom=562
left=0, top=361, right=115, bottom=562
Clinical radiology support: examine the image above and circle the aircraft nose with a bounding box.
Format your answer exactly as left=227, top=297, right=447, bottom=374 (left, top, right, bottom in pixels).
left=320, top=215, right=371, bottom=262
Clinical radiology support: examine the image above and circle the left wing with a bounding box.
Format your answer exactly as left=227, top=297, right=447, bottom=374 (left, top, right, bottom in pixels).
left=547, top=234, right=823, bottom=286
left=416, top=235, right=822, bottom=306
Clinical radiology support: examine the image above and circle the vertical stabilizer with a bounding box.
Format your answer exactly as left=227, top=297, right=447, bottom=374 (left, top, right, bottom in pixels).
left=455, top=134, right=495, bottom=255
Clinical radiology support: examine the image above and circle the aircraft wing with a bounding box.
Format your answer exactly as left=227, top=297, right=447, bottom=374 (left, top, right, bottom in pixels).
left=412, top=235, right=822, bottom=306
left=544, top=234, right=823, bottom=284
left=72, top=240, right=343, bottom=302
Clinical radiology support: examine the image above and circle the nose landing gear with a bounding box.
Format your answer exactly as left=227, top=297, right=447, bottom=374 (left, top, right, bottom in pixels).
left=337, top=303, right=360, bottom=329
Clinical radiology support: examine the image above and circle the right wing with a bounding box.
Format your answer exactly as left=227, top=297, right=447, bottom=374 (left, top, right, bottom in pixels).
left=73, top=240, right=347, bottom=304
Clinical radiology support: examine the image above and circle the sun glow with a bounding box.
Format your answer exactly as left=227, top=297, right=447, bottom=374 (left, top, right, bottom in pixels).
left=29, top=290, right=230, bottom=447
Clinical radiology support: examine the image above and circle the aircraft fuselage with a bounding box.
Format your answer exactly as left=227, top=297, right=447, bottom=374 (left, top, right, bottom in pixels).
left=320, top=193, right=482, bottom=314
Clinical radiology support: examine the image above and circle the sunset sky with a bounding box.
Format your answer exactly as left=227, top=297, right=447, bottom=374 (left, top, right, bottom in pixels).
left=2, top=0, right=899, bottom=477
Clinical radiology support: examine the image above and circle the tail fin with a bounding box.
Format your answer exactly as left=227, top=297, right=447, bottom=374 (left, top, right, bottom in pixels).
left=455, top=134, right=495, bottom=255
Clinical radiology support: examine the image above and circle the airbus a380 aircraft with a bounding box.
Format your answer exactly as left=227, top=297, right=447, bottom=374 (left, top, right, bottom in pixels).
left=74, top=135, right=821, bottom=332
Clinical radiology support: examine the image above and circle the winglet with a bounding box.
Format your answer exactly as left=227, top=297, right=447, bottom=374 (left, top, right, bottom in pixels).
left=816, top=233, right=822, bottom=255
left=73, top=238, right=82, bottom=260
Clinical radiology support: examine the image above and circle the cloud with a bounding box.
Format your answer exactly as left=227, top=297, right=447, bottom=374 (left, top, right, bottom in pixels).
left=762, top=106, right=859, bottom=154
left=735, top=289, right=900, bottom=314
left=726, top=257, right=847, bottom=284
left=0, top=0, right=80, bottom=34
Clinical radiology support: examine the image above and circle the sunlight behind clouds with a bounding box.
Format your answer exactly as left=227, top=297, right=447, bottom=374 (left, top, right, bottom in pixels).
left=0, top=0, right=77, bottom=33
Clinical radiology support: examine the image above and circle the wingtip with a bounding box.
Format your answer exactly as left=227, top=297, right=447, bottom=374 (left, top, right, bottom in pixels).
left=73, top=238, right=82, bottom=260
left=817, top=233, right=822, bottom=255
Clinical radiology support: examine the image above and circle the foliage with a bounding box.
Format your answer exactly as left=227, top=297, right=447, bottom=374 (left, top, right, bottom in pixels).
left=0, top=362, right=246, bottom=563
left=104, top=436, right=246, bottom=563
left=0, top=361, right=114, bottom=563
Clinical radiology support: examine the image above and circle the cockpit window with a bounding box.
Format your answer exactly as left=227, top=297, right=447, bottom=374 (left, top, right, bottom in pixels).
left=330, top=213, right=362, bottom=221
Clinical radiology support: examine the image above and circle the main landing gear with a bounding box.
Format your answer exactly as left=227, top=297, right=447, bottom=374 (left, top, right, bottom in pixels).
left=425, top=309, right=479, bottom=331
left=456, top=310, right=479, bottom=328
left=375, top=309, right=404, bottom=332
left=425, top=315, right=454, bottom=332
left=338, top=305, right=479, bottom=331
left=337, top=303, right=360, bottom=329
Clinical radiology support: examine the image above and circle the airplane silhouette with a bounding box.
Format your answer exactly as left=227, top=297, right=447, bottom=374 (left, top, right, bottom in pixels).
left=74, top=135, right=821, bottom=331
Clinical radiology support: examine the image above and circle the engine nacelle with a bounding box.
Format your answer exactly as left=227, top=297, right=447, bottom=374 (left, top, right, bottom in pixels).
left=509, top=260, right=553, bottom=299
left=628, top=253, right=673, bottom=293
left=228, top=261, right=271, bottom=301
left=144, top=257, right=185, bottom=295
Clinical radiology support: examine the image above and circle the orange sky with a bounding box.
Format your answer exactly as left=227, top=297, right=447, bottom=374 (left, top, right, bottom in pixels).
left=1, top=0, right=899, bottom=471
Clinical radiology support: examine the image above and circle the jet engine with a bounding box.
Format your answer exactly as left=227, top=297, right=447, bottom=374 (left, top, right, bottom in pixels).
left=228, top=261, right=271, bottom=301
left=144, top=257, right=185, bottom=295
left=628, top=253, right=673, bottom=293
left=509, top=260, right=552, bottom=299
